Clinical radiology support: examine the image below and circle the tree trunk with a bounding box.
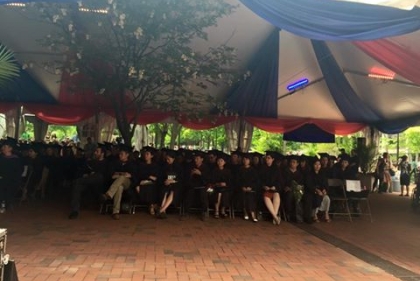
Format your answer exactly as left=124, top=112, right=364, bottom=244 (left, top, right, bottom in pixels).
left=154, top=126, right=161, bottom=148
left=115, top=112, right=133, bottom=145
left=169, top=123, right=181, bottom=149
left=159, top=123, right=169, bottom=148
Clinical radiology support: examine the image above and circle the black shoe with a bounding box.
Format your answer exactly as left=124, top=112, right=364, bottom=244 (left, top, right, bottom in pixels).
left=99, top=193, right=110, bottom=203
left=68, top=211, right=79, bottom=219
left=156, top=212, right=167, bottom=219
left=112, top=213, right=120, bottom=220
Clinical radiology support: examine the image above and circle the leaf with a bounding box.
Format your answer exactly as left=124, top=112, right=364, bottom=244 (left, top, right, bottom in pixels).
left=0, top=44, right=20, bottom=87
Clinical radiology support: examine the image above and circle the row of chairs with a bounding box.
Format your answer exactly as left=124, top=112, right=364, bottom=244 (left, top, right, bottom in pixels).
left=100, top=179, right=372, bottom=223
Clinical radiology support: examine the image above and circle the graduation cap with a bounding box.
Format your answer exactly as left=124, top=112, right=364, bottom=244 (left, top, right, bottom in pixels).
left=230, top=150, right=241, bottom=156
left=164, top=149, right=177, bottom=159
left=286, top=154, right=300, bottom=161
left=1, top=137, right=17, bottom=147
left=207, top=149, right=220, bottom=156
left=118, top=143, right=133, bottom=153
left=299, top=154, right=308, bottom=162
left=19, top=143, right=31, bottom=151
left=178, top=148, right=193, bottom=159
left=241, top=152, right=253, bottom=159
left=193, top=150, right=206, bottom=158
left=216, top=152, right=230, bottom=161
left=306, top=155, right=320, bottom=165
left=103, top=142, right=114, bottom=150
left=329, top=155, right=338, bottom=161
left=265, top=151, right=282, bottom=159
left=97, top=143, right=106, bottom=149
left=251, top=152, right=263, bottom=158
left=339, top=154, right=350, bottom=162
left=141, top=146, right=157, bottom=153
left=318, top=152, right=329, bottom=159
left=29, top=142, right=45, bottom=153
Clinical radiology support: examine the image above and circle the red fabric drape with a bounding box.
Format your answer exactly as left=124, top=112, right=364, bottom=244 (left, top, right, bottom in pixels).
left=245, top=117, right=306, bottom=133
left=353, top=39, right=420, bottom=85
left=0, top=102, right=20, bottom=113
left=245, top=117, right=365, bottom=135
left=313, top=120, right=366, bottom=135
left=102, top=109, right=171, bottom=125
left=21, top=103, right=365, bottom=135
left=25, top=104, right=95, bottom=125
left=178, top=116, right=237, bottom=130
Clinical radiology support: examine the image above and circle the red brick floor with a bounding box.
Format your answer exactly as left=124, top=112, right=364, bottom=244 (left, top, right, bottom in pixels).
left=1, top=192, right=415, bottom=281
left=313, top=189, right=420, bottom=277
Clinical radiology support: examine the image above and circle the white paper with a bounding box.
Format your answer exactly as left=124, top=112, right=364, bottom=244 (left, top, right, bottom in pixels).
left=346, top=180, right=362, bottom=192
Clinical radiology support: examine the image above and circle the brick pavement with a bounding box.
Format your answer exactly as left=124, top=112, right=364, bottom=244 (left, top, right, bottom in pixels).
left=0, top=195, right=412, bottom=281
left=311, top=190, right=420, bottom=277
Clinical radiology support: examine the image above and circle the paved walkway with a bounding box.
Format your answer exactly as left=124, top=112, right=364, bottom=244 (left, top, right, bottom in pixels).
left=1, top=190, right=419, bottom=281
left=311, top=190, right=420, bottom=279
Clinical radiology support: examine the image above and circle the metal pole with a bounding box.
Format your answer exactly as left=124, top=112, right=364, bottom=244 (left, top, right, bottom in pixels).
left=396, top=134, right=400, bottom=162
left=14, top=106, right=22, bottom=140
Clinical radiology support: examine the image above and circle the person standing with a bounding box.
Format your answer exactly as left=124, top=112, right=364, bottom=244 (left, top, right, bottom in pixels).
left=383, top=152, right=393, bottom=193
left=398, top=155, right=411, bottom=196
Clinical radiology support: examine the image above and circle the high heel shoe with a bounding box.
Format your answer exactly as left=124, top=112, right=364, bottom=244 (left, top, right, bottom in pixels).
left=272, top=216, right=281, bottom=225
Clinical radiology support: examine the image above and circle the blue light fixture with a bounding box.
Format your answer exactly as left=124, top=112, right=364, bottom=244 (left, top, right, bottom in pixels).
left=287, top=78, right=309, bottom=91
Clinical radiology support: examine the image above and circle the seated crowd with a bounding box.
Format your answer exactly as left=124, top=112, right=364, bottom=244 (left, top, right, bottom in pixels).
left=0, top=137, right=363, bottom=224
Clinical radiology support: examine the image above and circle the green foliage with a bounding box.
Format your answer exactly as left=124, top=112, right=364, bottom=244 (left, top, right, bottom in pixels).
left=404, top=127, right=420, bottom=153
left=48, top=125, right=77, bottom=141
left=0, top=44, right=20, bottom=87
left=250, top=129, right=283, bottom=152
left=25, top=0, right=238, bottom=143
left=179, top=126, right=226, bottom=150
left=356, top=143, right=377, bottom=173
left=249, top=129, right=358, bottom=155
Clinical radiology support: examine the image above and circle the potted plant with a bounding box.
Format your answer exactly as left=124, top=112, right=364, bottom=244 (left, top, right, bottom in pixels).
left=356, top=143, right=378, bottom=190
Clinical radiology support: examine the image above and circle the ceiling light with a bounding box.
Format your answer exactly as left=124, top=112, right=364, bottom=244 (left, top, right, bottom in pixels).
left=79, top=7, right=108, bottom=14
left=6, top=3, right=26, bottom=7
left=370, top=67, right=395, bottom=78
left=287, top=78, right=309, bottom=91
left=368, top=73, right=394, bottom=80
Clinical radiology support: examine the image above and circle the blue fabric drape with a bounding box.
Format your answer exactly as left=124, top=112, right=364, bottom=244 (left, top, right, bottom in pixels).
left=283, top=124, right=335, bottom=143
left=226, top=29, right=279, bottom=118
left=311, top=40, right=382, bottom=123
left=374, top=114, right=420, bottom=134
left=311, top=40, right=420, bottom=134
left=0, top=68, right=57, bottom=104
left=240, top=0, right=420, bottom=41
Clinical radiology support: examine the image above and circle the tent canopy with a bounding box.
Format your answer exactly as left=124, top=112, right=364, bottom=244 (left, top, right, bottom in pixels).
left=1, top=0, right=420, bottom=138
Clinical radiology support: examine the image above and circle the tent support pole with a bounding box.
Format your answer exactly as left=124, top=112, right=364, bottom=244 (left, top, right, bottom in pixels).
left=14, top=106, right=22, bottom=140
